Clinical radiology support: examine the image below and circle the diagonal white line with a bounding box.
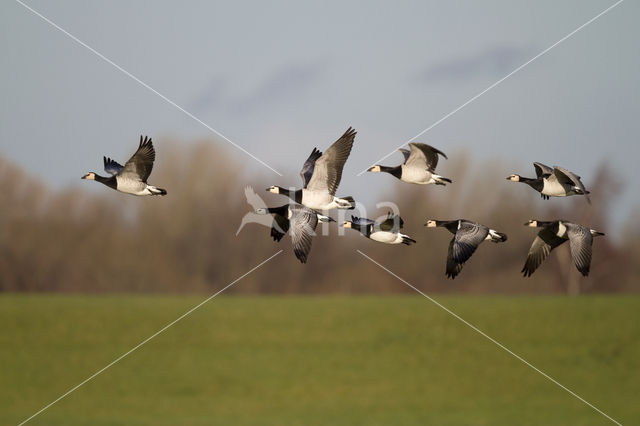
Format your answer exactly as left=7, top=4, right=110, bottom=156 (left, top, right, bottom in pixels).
left=15, top=0, right=283, bottom=177
left=357, top=250, right=622, bottom=425
left=18, top=250, right=283, bottom=426
left=357, top=0, right=624, bottom=176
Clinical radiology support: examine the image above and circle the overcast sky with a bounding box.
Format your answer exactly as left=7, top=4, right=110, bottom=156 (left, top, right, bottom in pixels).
left=1, top=0, right=637, bottom=232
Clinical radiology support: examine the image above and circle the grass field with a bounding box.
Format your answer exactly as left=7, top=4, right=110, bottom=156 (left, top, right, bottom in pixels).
left=1, top=294, right=638, bottom=425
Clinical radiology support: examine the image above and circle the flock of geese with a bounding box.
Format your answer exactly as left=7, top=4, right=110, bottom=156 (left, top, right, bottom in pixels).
left=82, top=130, right=604, bottom=279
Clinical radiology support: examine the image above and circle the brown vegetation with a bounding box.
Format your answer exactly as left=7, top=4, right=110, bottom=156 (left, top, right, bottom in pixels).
left=0, top=141, right=637, bottom=294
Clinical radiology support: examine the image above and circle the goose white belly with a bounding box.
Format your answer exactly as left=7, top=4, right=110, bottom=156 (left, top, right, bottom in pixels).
left=400, top=166, right=432, bottom=184
left=301, top=190, right=335, bottom=210
left=116, top=176, right=147, bottom=195
left=370, top=231, right=403, bottom=244
left=541, top=178, right=569, bottom=197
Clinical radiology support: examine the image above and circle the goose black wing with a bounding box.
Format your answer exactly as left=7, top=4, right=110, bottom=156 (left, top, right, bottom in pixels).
left=299, top=148, right=323, bottom=189
left=446, top=238, right=465, bottom=279
left=377, top=213, right=404, bottom=232
left=290, top=207, right=319, bottom=264
left=399, top=148, right=411, bottom=164
left=554, top=166, right=590, bottom=203
left=351, top=216, right=375, bottom=226
left=450, top=221, right=489, bottom=265
left=120, top=135, right=156, bottom=182
left=271, top=214, right=290, bottom=242
left=565, top=222, right=594, bottom=277
left=521, top=226, right=567, bottom=277
left=533, top=162, right=553, bottom=178
left=306, top=127, right=356, bottom=195
left=406, top=143, right=447, bottom=171
left=103, top=157, right=124, bottom=176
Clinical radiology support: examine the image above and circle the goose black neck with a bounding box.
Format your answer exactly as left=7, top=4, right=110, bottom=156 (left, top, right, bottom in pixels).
left=351, top=223, right=372, bottom=237
left=379, top=165, right=402, bottom=180
left=95, top=174, right=117, bottom=190
left=277, top=187, right=303, bottom=204
left=435, top=220, right=459, bottom=233
left=520, top=176, right=543, bottom=191
left=267, top=205, right=289, bottom=216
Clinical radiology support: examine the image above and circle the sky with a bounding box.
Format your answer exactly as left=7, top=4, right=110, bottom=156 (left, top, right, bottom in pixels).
left=1, top=0, right=638, bottom=233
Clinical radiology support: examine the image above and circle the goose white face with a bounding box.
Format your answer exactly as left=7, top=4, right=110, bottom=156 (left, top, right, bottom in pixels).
left=506, top=174, right=520, bottom=182
left=367, top=165, right=382, bottom=173
left=266, top=186, right=280, bottom=194
left=425, top=220, right=437, bottom=227
left=525, top=220, right=538, bottom=227
left=81, top=172, right=96, bottom=180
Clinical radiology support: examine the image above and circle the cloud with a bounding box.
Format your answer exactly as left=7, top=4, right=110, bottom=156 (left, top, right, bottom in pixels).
left=190, top=61, right=325, bottom=116
left=419, top=44, right=536, bottom=83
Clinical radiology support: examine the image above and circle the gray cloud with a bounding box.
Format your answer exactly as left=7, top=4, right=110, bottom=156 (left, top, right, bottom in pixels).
left=190, top=61, right=325, bottom=116
left=419, top=44, right=536, bottom=83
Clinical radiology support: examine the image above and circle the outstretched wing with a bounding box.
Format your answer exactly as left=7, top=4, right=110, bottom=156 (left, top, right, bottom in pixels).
left=565, top=223, right=594, bottom=277
left=120, top=135, right=156, bottom=183
left=521, top=227, right=566, bottom=277
left=271, top=215, right=290, bottom=242
left=377, top=213, right=404, bottom=232
left=399, top=148, right=411, bottom=164
left=290, top=207, right=319, bottom=264
left=306, top=127, right=356, bottom=195
left=446, top=238, right=465, bottom=279
left=351, top=216, right=375, bottom=226
left=406, top=143, right=447, bottom=171
left=299, top=148, right=323, bottom=189
left=450, top=221, right=489, bottom=265
left=533, top=162, right=553, bottom=178
left=554, top=166, right=590, bottom=203
left=103, top=157, right=124, bottom=176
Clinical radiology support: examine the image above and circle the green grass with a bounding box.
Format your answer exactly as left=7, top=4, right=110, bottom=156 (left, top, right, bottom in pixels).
left=1, top=294, right=638, bottom=425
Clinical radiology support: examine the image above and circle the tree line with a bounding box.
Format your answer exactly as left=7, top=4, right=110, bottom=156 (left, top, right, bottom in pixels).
left=0, top=140, right=637, bottom=294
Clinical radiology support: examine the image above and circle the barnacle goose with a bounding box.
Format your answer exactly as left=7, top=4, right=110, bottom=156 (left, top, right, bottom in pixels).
left=82, top=135, right=166, bottom=196
left=425, top=219, right=507, bottom=279
left=521, top=220, right=604, bottom=277
left=367, top=143, right=451, bottom=185
left=267, top=128, right=356, bottom=210
left=507, top=162, right=590, bottom=203
left=255, top=204, right=333, bottom=264
left=343, top=213, right=416, bottom=245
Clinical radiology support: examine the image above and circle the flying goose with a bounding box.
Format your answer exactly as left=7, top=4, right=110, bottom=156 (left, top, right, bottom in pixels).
left=343, top=213, right=416, bottom=245
left=82, top=136, right=166, bottom=196
left=367, top=143, right=451, bottom=185
left=267, top=127, right=356, bottom=210
left=255, top=204, right=334, bottom=263
left=425, top=219, right=507, bottom=279
left=521, top=220, right=604, bottom=277
left=507, top=162, right=590, bottom=203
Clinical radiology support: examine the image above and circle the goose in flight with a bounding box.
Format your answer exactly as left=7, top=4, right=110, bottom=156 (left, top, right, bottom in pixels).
left=507, top=162, right=590, bottom=203
left=425, top=219, right=507, bottom=279
left=255, top=204, right=333, bottom=264
left=82, top=135, right=166, bottom=196
left=367, top=143, right=451, bottom=185
left=521, top=220, right=604, bottom=277
left=267, top=127, right=356, bottom=210
left=343, top=213, right=416, bottom=245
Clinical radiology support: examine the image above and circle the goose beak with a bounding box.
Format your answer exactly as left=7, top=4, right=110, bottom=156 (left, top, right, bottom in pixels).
left=81, top=175, right=86, bottom=179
